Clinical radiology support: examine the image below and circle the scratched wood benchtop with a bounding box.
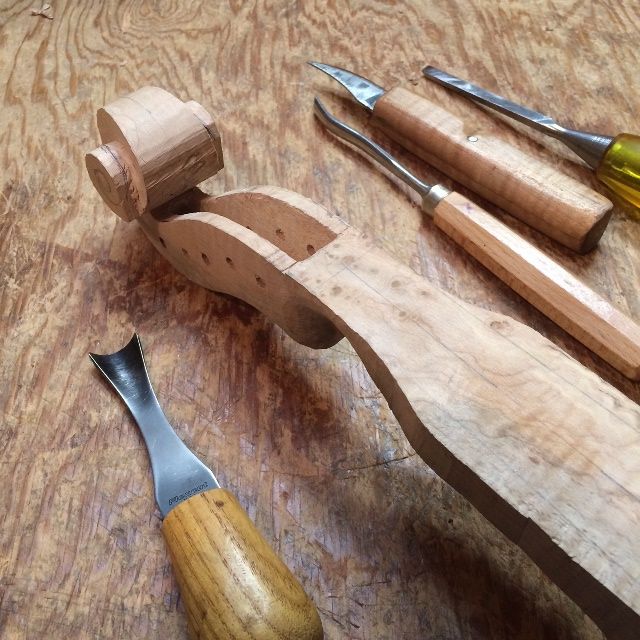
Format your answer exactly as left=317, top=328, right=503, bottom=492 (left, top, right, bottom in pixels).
left=1, top=1, right=639, bottom=639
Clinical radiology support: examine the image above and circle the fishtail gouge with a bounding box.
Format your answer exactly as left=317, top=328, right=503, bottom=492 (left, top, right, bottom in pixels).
left=86, top=86, right=640, bottom=640
left=90, top=335, right=322, bottom=640
left=309, top=62, right=613, bottom=253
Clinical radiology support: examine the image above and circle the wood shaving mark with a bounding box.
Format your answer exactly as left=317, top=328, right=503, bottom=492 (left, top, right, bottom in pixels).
left=30, top=3, right=53, bottom=19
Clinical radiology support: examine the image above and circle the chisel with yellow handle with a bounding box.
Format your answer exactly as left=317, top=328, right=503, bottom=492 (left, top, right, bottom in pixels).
left=309, top=62, right=613, bottom=253
left=313, top=98, right=640, bottom=381
left=90, top=334, right=323, bottom=640
left=424, top=65, right=640, bottom=211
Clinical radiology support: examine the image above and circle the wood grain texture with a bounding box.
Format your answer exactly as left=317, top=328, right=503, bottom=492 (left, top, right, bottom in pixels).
left=1, top=1, right=640, bottom=640
left=129, top=185, right=640, bottom=639
left=86, top=86, right=224, bottom=221
left=432, top=191, right=640, bottom=379
left=374, top=86, right=613, bottom=252
left=162, top=488, right=323, bottom=640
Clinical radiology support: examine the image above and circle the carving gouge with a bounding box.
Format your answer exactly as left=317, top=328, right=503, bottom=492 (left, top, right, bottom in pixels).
left=90, top=334, right=323, bottom=640
left=313, top=98, right=640, bottom=380
left=424, top=66, right=640, bottom=210
left=309, top=62, right=613, bottom=253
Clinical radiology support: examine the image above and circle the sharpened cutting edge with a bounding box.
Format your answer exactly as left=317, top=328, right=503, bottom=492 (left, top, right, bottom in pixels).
left=422, top=65, right=614, bottom=169
left=308, top=61, right=385, bottom=111
left=90, top=334, right=219, bottom=517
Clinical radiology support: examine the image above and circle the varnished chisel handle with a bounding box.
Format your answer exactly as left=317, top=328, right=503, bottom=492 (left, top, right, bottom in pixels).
left=374, top=87, right=613, bottom=253
left=432, top=191, right=640, bottom=379
left=162, top=488, right=323, bottom=640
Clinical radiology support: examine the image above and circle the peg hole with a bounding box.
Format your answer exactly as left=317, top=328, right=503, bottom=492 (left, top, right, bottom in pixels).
left=276, top=228, right=285, bottom=238
left=201, top=252, right=210, bottom=265
left=306, top=244, right=316, bottom=255
left=181, top=248, right=188, bottom=256
left=255, top=275, right=266, bottom=288
left=225, top=257, right=234, bottom=267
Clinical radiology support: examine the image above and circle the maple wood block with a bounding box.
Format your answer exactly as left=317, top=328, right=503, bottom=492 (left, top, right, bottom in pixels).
left=85, top=86, right=224, bottom=222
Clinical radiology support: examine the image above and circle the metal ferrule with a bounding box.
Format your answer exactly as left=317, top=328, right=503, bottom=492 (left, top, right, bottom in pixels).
left=422, top=184, right=451, bottom=213
left=554, top=128, right=614, bottom=169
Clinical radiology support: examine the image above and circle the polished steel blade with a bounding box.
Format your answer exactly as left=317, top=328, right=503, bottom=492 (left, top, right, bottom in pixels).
left=90, top=334, right=219, bottom=517
left=308, top=61, right=385, bottom=111
left=422, top=65, right=613, bottom=168
left=313, top=98, right=449, bottom=211
left=423, top=65, right=565, bottom=136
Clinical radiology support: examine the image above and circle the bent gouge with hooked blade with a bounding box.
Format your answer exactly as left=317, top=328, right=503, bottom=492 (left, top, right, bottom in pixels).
left=85, top=86, right=640, bottom=640
left=312, top=98, right=640, bottom=381
left=309, top=62, right=613, bottom=253
left=90, top=334, right=323, bottom=640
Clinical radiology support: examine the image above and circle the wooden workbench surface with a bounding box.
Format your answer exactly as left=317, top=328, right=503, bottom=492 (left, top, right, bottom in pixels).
left=1, top=1, right=639, bottom=638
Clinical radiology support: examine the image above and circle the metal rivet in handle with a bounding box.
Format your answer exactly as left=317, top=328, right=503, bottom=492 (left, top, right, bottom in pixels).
left=467, top=135, right=479, bottom=142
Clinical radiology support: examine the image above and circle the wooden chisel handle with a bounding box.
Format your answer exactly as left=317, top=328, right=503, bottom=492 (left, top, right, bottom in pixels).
left=374, top=87, right=613, bottom=253
left=162, top=488, right=323, bottom=640
left=432, top=191, right=640, bottom=379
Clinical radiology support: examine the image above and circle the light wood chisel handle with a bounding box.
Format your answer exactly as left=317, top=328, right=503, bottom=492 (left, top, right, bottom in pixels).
left=374, top=87, right=613, bottom=253
left=162, top=488, right=323, bottom=640
left=432, top=191, right=640, bottom=379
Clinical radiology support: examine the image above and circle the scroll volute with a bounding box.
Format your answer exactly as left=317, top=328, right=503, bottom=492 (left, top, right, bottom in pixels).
left=85, top=86, right=224, bottom=222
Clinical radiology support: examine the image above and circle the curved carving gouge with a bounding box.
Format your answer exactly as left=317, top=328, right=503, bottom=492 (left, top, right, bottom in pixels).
left=424, top=66, right=640, bottom=209
left=90, top=334, right=323, bottom=640
left=312, top=98, right=640, bottom=381
left=85, top=86, right=640, bottom=640
left=308, top=62, right=613, bottom=253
